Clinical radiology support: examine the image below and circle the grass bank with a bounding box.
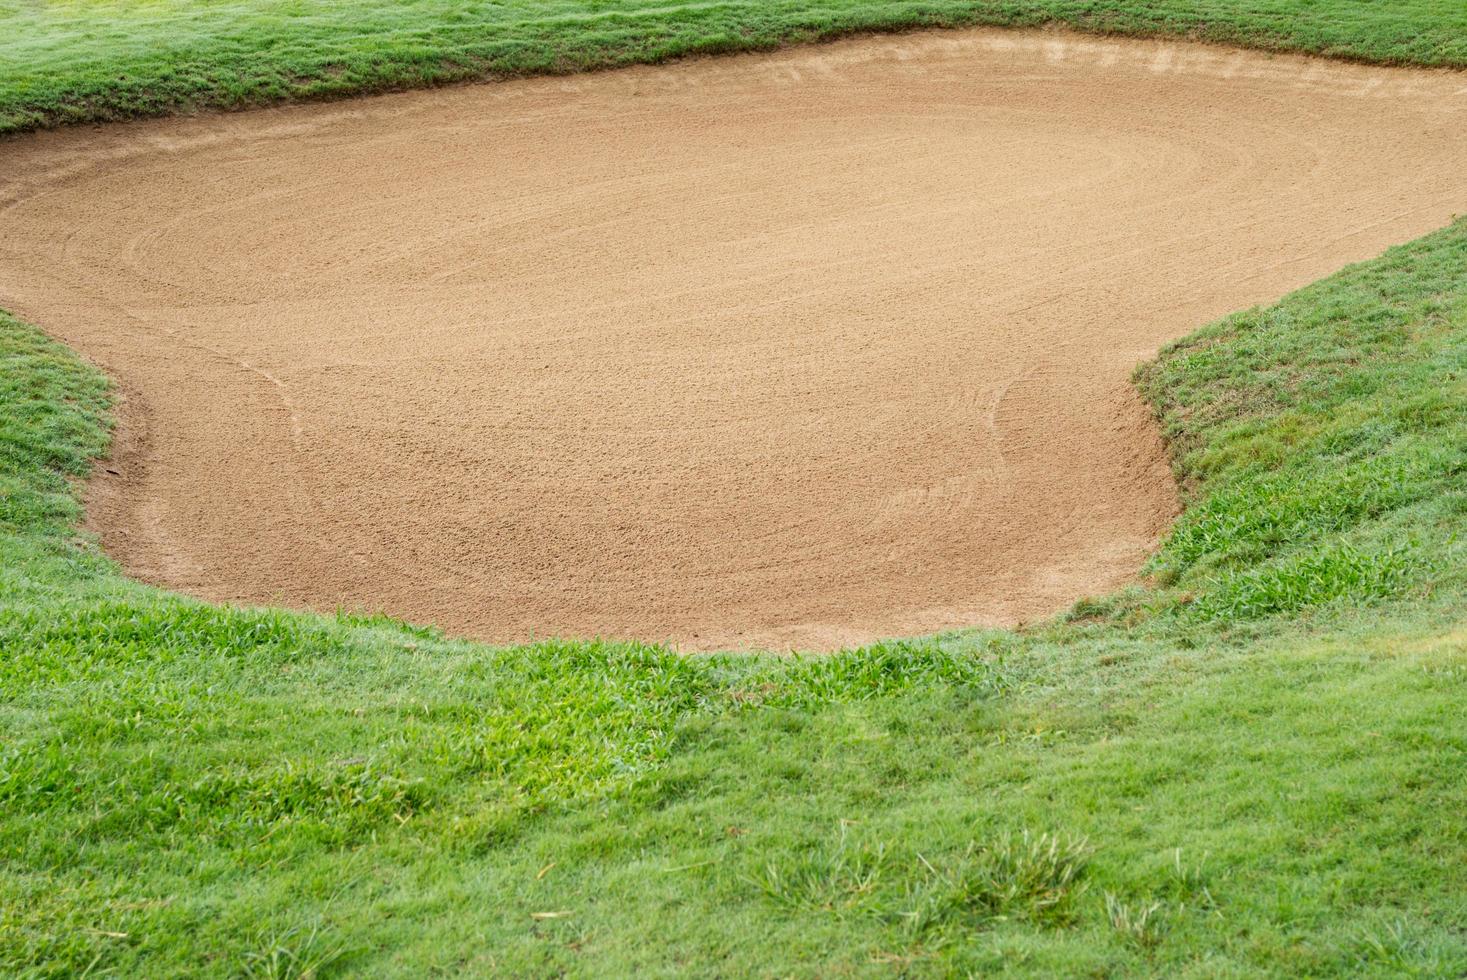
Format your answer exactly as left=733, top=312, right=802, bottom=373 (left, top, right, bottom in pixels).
left=3, top=0, right=1467, bottom=134
left=3, top=203, right=1465, bottom=972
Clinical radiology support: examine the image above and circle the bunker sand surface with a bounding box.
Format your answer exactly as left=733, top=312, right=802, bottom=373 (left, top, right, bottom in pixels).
left=3, top=30, right=1465, bottom=651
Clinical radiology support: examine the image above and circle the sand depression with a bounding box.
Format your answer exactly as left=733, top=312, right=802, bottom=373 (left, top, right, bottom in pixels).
left=2, top=29, right=1465, bottom=650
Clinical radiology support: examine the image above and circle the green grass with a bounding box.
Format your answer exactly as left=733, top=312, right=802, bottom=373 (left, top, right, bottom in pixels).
left=4, top=198, right=1467, bottom=973
left=3, top=0, right=1467, bottom=134
left=4, top=4, right=1467, bottom=970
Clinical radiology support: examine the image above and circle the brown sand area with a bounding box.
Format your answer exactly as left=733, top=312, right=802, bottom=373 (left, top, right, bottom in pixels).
left=2, top=29, right=1465, bottom=650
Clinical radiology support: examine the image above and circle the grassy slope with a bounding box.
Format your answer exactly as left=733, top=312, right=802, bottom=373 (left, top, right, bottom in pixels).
left=4, top=201, right=1466, bottom=973
left=3, top=0, right=1467, bottom=134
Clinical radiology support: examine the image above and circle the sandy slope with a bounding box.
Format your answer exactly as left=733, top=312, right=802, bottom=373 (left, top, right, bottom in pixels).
left=2, top=29, right=1464, bottom=650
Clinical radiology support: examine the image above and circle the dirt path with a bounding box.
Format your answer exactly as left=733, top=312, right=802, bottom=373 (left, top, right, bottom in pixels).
left=2, top=29, right=1464, bottom=651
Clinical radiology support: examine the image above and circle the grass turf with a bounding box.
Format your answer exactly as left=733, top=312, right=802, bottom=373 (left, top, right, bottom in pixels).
left=3, top=199, right=1466, bottom=972
left=4, top=2, right=1467, bottom=972
left=3, top=0, right=1467, bottom=134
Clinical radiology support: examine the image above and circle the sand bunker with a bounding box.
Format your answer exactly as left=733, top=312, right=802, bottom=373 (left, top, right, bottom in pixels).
left=2, top=30, right=1465, bottom=650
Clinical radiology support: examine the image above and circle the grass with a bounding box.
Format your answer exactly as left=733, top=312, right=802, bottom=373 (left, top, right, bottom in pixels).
left=3, top=0, right=1467, bottom=134
left=3, top=198, right=1467, bottom=972
left=4, top=2, right=1467, bottom=971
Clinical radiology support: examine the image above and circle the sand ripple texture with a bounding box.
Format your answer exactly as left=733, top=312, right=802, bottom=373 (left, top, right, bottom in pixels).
left=3, top=29, right=1465, bottom=650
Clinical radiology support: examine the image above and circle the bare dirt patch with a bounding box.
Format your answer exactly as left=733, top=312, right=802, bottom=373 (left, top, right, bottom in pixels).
left=2, top=29, right=1464, bottom=650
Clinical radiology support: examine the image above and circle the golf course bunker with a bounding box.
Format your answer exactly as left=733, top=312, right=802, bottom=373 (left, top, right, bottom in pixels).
left=3, top=30, right=1465, bottom=650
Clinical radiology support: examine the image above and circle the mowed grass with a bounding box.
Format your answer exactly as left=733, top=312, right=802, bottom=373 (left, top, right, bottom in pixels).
left=3, top=0, right=1467, bottom=133
left=4, top=4, right=1467, bottom=972
left=4, top=193, right=1467, bottom=973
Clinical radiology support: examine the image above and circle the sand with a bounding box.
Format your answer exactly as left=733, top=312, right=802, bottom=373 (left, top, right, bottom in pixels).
left=2, top=28, right=1464, bottom=650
